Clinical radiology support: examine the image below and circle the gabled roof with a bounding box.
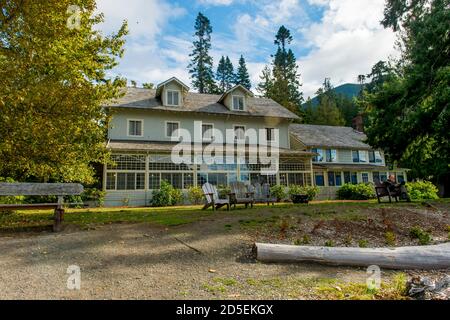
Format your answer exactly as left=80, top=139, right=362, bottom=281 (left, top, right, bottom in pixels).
left=107, top=87, right=299, bottom=120
left=155, top=77, right=190, bottom=97
left=289, top=124, right=372, bottom=149
left=218, top=84, right=254, bottom=103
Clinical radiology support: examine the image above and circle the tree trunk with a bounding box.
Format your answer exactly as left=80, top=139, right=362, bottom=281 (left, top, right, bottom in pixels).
left=255, top=243, right=450, bottom=270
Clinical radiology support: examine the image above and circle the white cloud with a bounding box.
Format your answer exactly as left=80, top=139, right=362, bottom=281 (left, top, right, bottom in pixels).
left=298, top=0, right=398, bottom=97
left=95, top=0, right=188, bottom=86
left=197, top=0, right=235, bottom=6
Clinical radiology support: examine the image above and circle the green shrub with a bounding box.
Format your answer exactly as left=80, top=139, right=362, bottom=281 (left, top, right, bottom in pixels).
left=81, top=188, right=106, bottom=207
left=170, top=188, right=184, bottom=206
left=324, top=240, right=335, bottom=247
left=337, top=183, right=376, bottom=200
left=406, top=181, right=439, bottom=200
left=385, top=231, right=396, bottom=246
left=270, top=185, right=287, bottom=202
left=409, top=226, right=433, bottom=245
left=151, top=180, right=183, bottom=207
left=187, top=186, right=204, bottom=205
left=358, top=239, right=369, bottom=248
left=293, top=235, right=311, bottom=246
left=218, top=186, right=231, bottom=199
left=288, top=185, right=320, bottom=201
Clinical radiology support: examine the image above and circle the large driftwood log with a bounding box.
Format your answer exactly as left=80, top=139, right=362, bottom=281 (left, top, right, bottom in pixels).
left=255, top=243, right=450, bottom=270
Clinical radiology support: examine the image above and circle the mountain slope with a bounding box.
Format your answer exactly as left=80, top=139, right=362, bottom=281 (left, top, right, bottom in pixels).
left=305, top=83, right=362, bottom=107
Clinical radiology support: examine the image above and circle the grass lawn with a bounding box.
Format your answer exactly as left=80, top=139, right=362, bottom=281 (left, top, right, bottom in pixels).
left=1, top=199, right=447, bottom=234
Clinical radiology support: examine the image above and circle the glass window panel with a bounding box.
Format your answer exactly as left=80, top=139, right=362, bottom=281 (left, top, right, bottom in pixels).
left=328, top=172, right=336, bottom=186
left=369, top=151, right=376, bottom=163
left=397, top=174, right=405, bottom=183
left=375, top=151, right=383, bottom=163
left=234, top=126, right=245, bottom=140
left=380, top=172, right=388, bottom=182
left=136, top=173, right=145, bottom=190
left=359, top=151, right=367, bottom=163
left=315, top=172, right=325, bottom=187
left=362, top=173, right=369, bottom=183
left=108, top=155, right=146, bottom=171
left=288, top=173, right=304, bottom=186
left=162, top=173, right=182, bottom=189
left=149, top=173, right=160, bottom=190
left=326, top=150, right=337, bottom=162
left=233, top=96, right=244, bottom=110
left=344, top=172, right=351, bottom=184
left=126, top=173, right=136, bottom=190
left=266, top=128, right=275, bottom=141
left=351, top=172, right=358, bottom=185
left=335, top=172, right=342, bottom=186
left=197, top=173, right=208, bottom=187
left=352, top=151, right=360, bottom=163
left=279, top=173, right=288, bottom=186
left=373, top=172, right=380, bottom=183
left=183, top=173, right=194, bottom=189
left=128, top=120, right=142, bottom=136
left=106, top=173, right=116, bottom=190
left=117, top=173, right=127, bottom=190
left=166, top=122, right=179, bottom=137
left=202, top=124, right=213, bottom=141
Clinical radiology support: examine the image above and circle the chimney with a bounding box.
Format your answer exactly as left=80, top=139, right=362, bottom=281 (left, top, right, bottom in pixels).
left=352, top=114, right=364, bottom=132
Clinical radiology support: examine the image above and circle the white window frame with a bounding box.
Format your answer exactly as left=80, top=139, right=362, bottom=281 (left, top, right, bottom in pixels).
left=127, top=119, right=144, bottom=137
left=202, top=123, right=214, bottom=142
left=165, top=121, right=181, bottom=139
left=233, top=125, right=246, bottom=142
left=166, top=90, right=181, bottom=107
left=232, top=95, right=245, bottom=111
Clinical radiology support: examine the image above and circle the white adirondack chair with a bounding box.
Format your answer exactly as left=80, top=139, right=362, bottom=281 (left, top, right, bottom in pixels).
left=201, top=183, right=230, bottom=211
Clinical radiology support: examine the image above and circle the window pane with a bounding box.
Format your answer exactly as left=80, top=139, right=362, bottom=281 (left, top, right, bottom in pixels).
left=183, top=173, right=194, bottom=189
left=117, top=173, right=127, bottom=190
left=136, top=173, right=145, bottom=190
left=202, top=124, right=213, bottom=140
left=315, top=149, right=324, bottom=162
left=208, top=173, right=227, bottom=187
left=197, top=173, right=208, bottom=186
left=362, top=173, right=369, bottom=183
left=126, top=173, right=136, bottom=190
left=351, top=172, right=358, bottom=184
left=234, top=126, right=245, bottom=140
left=328, top=172, right=336, bottom=186
left=266, top=128, right=274, bottom=141
left=109, top=155, right=146, bottom=171
left=233, top=96, right=244, bottom=110
left=106, top=173, right=116, bottom=190
left=359, top=151, right=367, bottom=163
left=375, top=151, right=383, bottom=163
left=380, top=172, right=388, bottom=182
left=288, top=173, right=304, bottom=186
left=315, top=172, right=324, bottom=187
left=397, top=175, right=405, bottom=183
left=369, top=151, right=376, bottom=163
left=149, top=173, right=160, bottom=189
left=352, top=151, right=359, bottom=163
left=173, top=92, right=179, bottom=105
left=162, top=173, right=182, bottom=189
left=129, top=120, right=142, bottom=136
left=335, top=172, right=342, bottom=186
left=344, top=172, right=351, bottom=184
left=167, top=122, right=179, bottom=137
left=373, top=172, right=380, bottom=183
left=279, top=173, right=288, bottom=186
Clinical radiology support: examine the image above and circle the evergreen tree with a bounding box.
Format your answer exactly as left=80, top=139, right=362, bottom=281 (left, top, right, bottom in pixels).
left=216, top=56, right=227, bottom=93
left=188, top=12, right=217, bottom=94
left=257, top=26, right=303, bottom=116
left=256, top=65, right=273, bottom=98
left=224, top=56, right=235, bottom=91
left=236, top=55, right=252, bottom=90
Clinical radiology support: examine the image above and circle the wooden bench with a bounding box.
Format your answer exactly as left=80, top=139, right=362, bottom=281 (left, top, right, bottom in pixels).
left=0, top=183, right=84, bottom=232
left=374, top=180, right=411, bottom=204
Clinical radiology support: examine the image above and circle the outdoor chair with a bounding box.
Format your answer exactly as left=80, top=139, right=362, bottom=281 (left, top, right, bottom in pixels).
left=201, top=183, right=230, bottom=211
left=229, top=181, right=254, bottom=209
left=250, top=183, right=276, bottom=206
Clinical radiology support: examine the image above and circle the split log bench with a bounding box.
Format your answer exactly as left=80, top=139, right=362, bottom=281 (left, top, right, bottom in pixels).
left=0, top=183, right=84, bottom=232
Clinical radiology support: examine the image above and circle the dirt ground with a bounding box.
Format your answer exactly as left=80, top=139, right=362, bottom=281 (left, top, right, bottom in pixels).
left=0, top=202, right=449, bottom=300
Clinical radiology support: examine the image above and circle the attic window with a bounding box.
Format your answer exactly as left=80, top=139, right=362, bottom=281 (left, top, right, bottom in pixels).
left=232, top=96, right=245, bottom=111
left=167, top=90, right=180, bottom=106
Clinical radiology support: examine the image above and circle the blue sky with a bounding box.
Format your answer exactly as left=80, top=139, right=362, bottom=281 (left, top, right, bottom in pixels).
left=96, top=0, right=398, bottom=98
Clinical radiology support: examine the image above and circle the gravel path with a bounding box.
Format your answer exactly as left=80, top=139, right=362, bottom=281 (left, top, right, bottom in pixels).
left=0, top=217, right=372, bottom=300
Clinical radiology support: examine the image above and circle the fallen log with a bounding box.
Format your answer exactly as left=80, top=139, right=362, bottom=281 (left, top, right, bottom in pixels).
left=255, top=243, right=450, bottom=270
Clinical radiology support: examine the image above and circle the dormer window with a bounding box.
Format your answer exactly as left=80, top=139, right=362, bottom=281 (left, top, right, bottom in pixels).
left=167, top=90, right=180, bottom=106
left=232, top=96, right=245, bottom=111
